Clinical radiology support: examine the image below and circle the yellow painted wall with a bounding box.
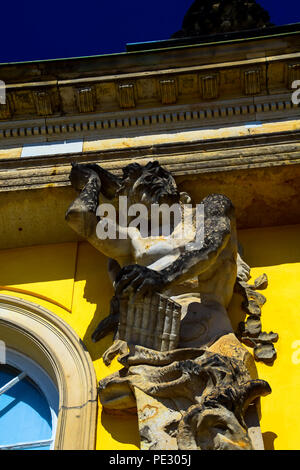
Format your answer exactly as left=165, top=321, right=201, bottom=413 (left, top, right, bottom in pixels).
left=0, top=224, right=300, bottom=450
left=235, top=224, right=300, bottom=451
left=0, top=241, right=140, bottom=450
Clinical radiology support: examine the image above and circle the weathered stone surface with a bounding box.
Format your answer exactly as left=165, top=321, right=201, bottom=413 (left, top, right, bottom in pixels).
left=240, top=336, right=257, bottom=348
left=242, top=299, right=262, bottom=316
left=245, top=315, right=262, bottom=337
left=98, top=345, right=271, bottom=450
left=254, top=343, right=277, bottom=363
left=253, top=273, right=268, bottom=290
left=240, top=331, right=279, bottom=351
left=32, top=90, right=53, bottom=116
left=257, top=331, right=279, bottom=344
left=235, top=269, right=278, bottom=365
left=0, top=24, right=299, bottom=137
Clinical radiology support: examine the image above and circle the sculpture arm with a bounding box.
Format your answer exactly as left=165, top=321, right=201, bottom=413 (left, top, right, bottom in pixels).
left=161, top=215, right=231, bottom=289
left=65, top=163, right=131, bottom=259
left=114, top=215, right=232, bottom=298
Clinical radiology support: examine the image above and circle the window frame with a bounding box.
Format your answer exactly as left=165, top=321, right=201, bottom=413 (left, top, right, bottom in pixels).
left=0, top=295, right=97, bottom=450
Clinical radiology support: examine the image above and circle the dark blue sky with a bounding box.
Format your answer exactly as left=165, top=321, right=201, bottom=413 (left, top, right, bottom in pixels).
left=0, top=0, right=299, bottom=63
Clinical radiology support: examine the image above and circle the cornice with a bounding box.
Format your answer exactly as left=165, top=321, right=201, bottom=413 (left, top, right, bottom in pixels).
left=4, top=52, right=300, bottom=88
left=0, top=51, right=299, bottom=131
left=0, top=94, right=298, bottom=144
left=1, top=130, right=299, bottom=192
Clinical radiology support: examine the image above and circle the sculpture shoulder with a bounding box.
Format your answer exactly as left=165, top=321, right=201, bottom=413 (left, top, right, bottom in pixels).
left=198, top=194, right=235, bottom=252
left=201, top=194, right=235, bottom=219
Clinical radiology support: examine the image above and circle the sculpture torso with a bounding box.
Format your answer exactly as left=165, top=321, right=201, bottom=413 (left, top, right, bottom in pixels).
left=109, top=209, right=237, bottom=349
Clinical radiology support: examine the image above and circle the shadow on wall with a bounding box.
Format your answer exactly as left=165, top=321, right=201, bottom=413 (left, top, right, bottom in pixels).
left=101, top=410, right=140, bottom=449
left=82, top=291, right=114, bottom=362
left=75, top=242, right=115, bottom=362
left=0, top=242, right=78, bottom=286
left=262, top=431, right=278, bottom=450
left=0, top=240, right=115, bottom=363
left=238, top=224, right=300, bottom=268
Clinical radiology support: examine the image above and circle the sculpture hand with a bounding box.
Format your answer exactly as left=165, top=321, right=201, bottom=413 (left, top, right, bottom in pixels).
left=115, top=264, right=165, bottom=298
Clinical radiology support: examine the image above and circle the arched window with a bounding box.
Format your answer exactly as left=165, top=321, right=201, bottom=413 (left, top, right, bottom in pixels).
left=0, top=295, right=97, bottom=450
left=0, top=349, right=59, bottom=450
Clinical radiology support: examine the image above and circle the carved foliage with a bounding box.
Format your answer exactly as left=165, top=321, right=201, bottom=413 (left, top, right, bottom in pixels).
left=236, top=273, right=278, bottom=364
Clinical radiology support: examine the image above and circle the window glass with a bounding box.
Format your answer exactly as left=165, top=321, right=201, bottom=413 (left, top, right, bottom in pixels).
left=0, top=353, right=58, bottom=450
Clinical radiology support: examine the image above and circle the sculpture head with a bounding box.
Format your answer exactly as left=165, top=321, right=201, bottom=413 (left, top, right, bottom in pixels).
left=117, top=161, right=181, bottom=208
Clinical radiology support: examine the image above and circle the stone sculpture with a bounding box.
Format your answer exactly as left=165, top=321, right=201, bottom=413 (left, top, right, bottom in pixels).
left=172, top=0, right=273, bottom=38
left=66, top=160, right=272, bottom=450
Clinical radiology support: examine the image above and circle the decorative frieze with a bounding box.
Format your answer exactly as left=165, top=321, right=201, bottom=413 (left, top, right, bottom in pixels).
left=32, top=90, right=53, bottom=115
left=244, top=69, right=262, bottom=95
left=76, top=86, right=96, bottom=113
left=0, top=98, right=295, bottom=140
left=117, top=83, right=136, bottom=108
left=199, top=74, right=219, bottom=100
left=0, top=57, right=298, bottom=120
left=159, top=79, right=178, bottom=105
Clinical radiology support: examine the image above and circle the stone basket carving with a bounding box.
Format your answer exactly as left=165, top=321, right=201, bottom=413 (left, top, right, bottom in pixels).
left=118, top=292, right=182, bottom=351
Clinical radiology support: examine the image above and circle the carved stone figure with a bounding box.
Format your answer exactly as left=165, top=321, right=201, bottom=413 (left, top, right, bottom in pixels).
left=65, top=160, right=271, bottom=450
left=172, top=0, right=272, bottom=38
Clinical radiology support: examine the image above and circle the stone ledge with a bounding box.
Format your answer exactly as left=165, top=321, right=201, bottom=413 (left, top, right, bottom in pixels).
left=0, top=130, right=299, bottom=192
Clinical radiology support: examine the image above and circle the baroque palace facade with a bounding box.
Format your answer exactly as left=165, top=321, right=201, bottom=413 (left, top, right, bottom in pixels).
left=0, top=7, right=300, bottom=450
